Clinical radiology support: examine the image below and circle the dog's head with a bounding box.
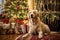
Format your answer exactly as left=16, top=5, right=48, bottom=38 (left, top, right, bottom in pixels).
left=27, top=10, right=39, bottom=19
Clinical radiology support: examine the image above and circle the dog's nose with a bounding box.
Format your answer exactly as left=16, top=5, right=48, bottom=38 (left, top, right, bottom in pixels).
left=31, top=14, right=33, bottom=17
left=31, top=14, right=33, bottom=18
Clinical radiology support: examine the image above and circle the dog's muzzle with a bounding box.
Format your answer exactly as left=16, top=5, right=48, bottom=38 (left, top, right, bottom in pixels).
left=31, top=14, right=33, bottom=18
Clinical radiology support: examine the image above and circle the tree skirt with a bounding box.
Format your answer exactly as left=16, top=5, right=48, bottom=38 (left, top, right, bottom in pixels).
left=16, top=33, right=60, bottom=40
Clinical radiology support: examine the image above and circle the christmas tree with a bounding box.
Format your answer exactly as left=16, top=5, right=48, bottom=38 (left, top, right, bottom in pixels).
left=2, top=0, right=28, bottom=20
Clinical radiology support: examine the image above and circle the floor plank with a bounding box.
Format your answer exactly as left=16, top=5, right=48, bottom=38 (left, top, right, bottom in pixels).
left=0, top=34, right=20, bottom=40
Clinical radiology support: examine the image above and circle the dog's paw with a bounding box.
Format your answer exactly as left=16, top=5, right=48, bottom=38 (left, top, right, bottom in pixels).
left=21, top=34, right=29, bottom=40
left=38, top=31, right=43, bottom=38
left=22, top=33, right=29, bottom=38
left=38, top=35, right=43, bottom=38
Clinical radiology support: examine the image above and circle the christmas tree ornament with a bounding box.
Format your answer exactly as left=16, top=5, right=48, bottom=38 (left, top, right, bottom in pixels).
left=17, top=14, right=19, bottom=18
left=13, top=15, right=17, bottom=19
left=14, top=1, right=17, bottom=4
left=16, top=6, right=20, bottom=9
left=11, top=14, right=13, bottom=16
left=18, top=11, right=21, bottom=14
left=20, top=1, right=23, bottom=4
left=22, top=10, right=24, bottom=14
left=11, top=2, right=14, bottom=5
left=9, top=17, right=15, bottom=23
left=22, top=6, right=25, bottom=10
left=6, top=9, right=10, bottom=11
left=26, top=7, right=28, bottom=10
left=8, top=5, right=11, bottom=8
left=20, top=5, right=22, bottom=8
left=11, top=10, right=14, bottom=13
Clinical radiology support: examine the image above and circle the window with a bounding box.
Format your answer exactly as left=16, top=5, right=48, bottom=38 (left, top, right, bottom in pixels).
left=0, top=0, right=2, bottom=14
left=0, top=0, right=6, bottom=14
left=34, top=0, right=60, bottom=12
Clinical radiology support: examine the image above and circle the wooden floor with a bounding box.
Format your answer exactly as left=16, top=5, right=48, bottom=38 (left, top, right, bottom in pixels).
left=0, top=34, right=20, bottom=40
left=0, top=32, right=60, bottom=40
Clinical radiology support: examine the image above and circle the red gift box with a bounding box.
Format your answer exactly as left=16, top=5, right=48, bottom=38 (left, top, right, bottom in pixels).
left=16, top=19, right=24, bottom=24
left=3, top=18, right=9, bottom=24
left=16, top=19, right=28, bottom=33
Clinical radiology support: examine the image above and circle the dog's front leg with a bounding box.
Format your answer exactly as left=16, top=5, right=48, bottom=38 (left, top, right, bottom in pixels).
left=38, top=31, right=43, bottom=38
left=22, top=25, right=33, bottom=38
left=22, top=33, right=30, bottom=37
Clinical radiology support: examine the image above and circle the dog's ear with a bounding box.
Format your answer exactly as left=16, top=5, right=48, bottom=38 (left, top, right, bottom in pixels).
left=27, top=11, right=30, bottom=19
left=27, top=10, right=32, bottom=19
left=36, top=11, right=40, bottom=17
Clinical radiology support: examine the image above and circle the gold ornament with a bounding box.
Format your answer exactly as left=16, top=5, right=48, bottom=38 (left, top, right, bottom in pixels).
left=22, top=6, right=25, bottom=9
left=13, top=15, right=17, bottom=19
left=9, top=17, right=15, bottom=23
left=22, top=10, right=24, bottom=14
left=11, top=14, right=13, bottom=16
left=20, top=5, right=22, bottom=8
left=17, top=14, right=19, bottom=18
left=11, top=2, right=15, bottom=6
left=8, top=5, right=11, bottom=8
left=18, top=11, right=21, bottom=14
left=6, top=9, right=10, bottom=11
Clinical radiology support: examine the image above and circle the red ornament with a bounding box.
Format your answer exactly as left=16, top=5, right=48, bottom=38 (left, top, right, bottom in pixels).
left=23, top=24, right=27, bottom=27
left=18, top=26, right=21, bottom=30
left=16, top=19, right=24, bottom=24
left=26, top=7, right=28, bottom=10
left=20, top=20, right=24, bottom=24
left=16, top=19, right=20, bottom=23
left=3, top=18, right=9, bottom=24
left=16, top=6, right=20, bottom=10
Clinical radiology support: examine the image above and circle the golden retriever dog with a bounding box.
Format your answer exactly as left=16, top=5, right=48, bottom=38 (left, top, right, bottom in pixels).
left=15, top=10, right=50, bottom=40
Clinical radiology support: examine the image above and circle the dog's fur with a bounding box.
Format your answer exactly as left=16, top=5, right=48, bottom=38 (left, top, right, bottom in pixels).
left=22, top=10, right=50, bottom=38
left=15, top=10, right=50, bottom=40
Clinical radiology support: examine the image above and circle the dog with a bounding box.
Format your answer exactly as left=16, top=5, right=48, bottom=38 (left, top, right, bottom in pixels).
left=15, top=10, right=50, bottom=40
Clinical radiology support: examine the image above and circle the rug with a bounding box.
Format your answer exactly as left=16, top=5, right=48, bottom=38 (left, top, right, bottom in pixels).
left=16, top=33, right=60, bottom=40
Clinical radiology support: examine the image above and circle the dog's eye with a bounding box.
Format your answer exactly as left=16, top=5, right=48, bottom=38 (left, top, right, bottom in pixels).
left=33, top=11, right=36, bottom=14
left=30, top=12, right=31, bottom=13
